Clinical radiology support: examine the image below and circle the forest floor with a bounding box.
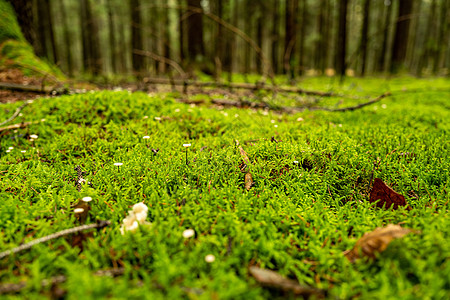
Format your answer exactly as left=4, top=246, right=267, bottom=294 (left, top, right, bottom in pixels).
left=0, top=75, right=449, bottom=299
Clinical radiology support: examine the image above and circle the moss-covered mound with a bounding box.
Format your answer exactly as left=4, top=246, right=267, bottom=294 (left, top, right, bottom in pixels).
left=0, top=0, right=64, bottom=79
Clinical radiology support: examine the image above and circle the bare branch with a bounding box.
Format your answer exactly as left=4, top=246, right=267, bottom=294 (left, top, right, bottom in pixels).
left=0, top=220, right=111, bottom=260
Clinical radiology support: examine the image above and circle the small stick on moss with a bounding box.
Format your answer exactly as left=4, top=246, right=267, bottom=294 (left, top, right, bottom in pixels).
left=0, top=220, right=111, bottom=259
left=0, top=101, right=29, bottom=127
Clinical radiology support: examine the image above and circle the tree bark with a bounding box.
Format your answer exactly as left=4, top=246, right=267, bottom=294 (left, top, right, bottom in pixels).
left=130, top=0, right=144, bottom=75
left=298, top=0, right=307, bottom=76
left=359, top=0, right=370, bottom=76
left=186, top=0, right=205, bottom=67
left=335, top=0, right=348, bottom=79
left=284, top=0, right=298, bottom=77
left=315, top=0, right=327, bottom=74
left=106, top=0, right=118, bottom=74
left=377, top=2, right=392, bottom=73
left=256, top=2, right=264, bottom=74
left=59, top=0, right=73, bottom=76
left=390, top=0, right=413, bottom=74
left=271, top=0, right=280, bottom=74
left=7, top=0, right=36, bottom=48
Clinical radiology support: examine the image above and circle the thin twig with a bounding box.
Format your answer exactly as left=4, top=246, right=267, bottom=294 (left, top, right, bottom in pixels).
left=0, top=102, right=29, bottom=127
left=0, top=121, right=37, bottom=133
left=307, top=92, right=391, bottom=112
left=0, top=220, right=111, bottom=259
left=144, top=77, right=336, bottom=96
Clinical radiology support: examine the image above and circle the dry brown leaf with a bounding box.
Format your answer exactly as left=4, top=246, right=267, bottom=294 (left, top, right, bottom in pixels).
left=237, top=144, right=254, bottom=191
left=369, top=178, right=407, bottom=209
left=344, top=224, right=414, bottom=262
left=239, top=146, right=251, bottom=165
left=249, top=266, right=325, bottom=298
left=244, top=172, right=254, bottom=191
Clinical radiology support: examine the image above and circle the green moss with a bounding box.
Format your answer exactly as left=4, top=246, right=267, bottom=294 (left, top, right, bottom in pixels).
left=0, top=0, right=25, bottom=43
left=0, top=0, right=65, bottom=80
left=0, top=77, right=449, bottom=298
left=0, top=40, right=64, bottom=78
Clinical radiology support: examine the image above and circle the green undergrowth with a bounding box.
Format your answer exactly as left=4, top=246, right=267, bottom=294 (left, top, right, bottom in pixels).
left=0, top=77, right=449, bottom=299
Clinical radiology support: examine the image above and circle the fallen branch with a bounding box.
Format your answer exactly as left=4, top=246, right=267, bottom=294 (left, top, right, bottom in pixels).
left=307, top=92, right=391, bottom=112
left=0, top=220, right=111, bottom=259
left=0, top=121, right=37, bottom=133
left=0, top=82, right=68, bottom=95
left=0, top=82, right=52, bottom=94
left=0, top=101, right=29, bottom=126
left=145, top=77, right=336, bottom=96
left=175, top=92, right=390, bottom=113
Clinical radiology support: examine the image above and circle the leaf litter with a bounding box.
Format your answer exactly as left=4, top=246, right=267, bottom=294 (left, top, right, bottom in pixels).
left=344, top=224, right=416, bottom=263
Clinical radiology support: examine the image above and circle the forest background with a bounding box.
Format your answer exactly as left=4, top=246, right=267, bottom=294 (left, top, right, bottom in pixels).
left=6, top=0, right=450, bottom=82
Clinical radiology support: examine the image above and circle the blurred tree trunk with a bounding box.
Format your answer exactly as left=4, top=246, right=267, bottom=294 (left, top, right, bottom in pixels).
left=284, top=0, right=298, bottom=78
left=271, top=0, right=280, bottom=74
left=335, top=0, right=348, bottom=79
left=390, top=0, right=413, bottom=74
left=178, top=0, right=186, bottom=63
left=376, top=2, right=392, bottom=73
left=80, top=0, right=102, bottom=75
left=186, top=0, right=205, bottom=69
left=243, top=0, right=251, bottom=74
left=58, top=0, right=73, bottom=76
left=315, top=0, right=327, bottom=74
left=161, top=5, right=171, bottom=73
left=359, top=0, right=370, bottom=76
left=408, top=0, right=422, bottom=74
left=130, top=0, right=144, bottom=75
left=298, top=0, right=307, bottom=76
left=7, top=0, right=37, bottom=49
left=256, top=2, right=263, bottom=74
left=214, top=0, right=224, bottom=79
left=36, top=0, right=50, bottom=60
left=106, top=0, right=118, bottom=74
left=433, top=0, right=447, bottom=74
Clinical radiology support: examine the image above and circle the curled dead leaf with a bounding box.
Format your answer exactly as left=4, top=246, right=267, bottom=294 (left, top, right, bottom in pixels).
left=239, top=146, right=251, bottom=165
left=249, top=266, right=325, bottom=298
left=344, top=224, right=415, bottom=263
left=245, top=172, right=254, bottom=191
left=369, top=178, right=407, bottom=209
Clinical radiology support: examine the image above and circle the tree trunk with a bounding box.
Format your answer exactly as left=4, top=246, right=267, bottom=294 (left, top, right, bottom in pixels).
left=130, top=0, right=144, bottom=75
left=315, top=0, right=326, bottom=74
left=160, top=4, right=171, bottom=73
left=256, top=2, right=263, bottom=74
left=178, top=0, right=185, bottom=63
left=214, top=0, right=224, bottom=78
left=106, top=0, right=118, bottom=74
left=298, top=0, right=307, bottom=76
left=359, top=0, right=370, bottom=76
left=244, top=0, right=251, bottom=74
left=407, top=0, right=422, bottom=73
left=271, top=0, right=280, bottom=74
left=79, top=0, right=102, bottom=75
left=46, top=0, right=58, bottom=65
left=186, top=0, right=205, bottom=68
left=433, top=0, right=446, bottom=73
left=59, top=0, right=73, bottom=76
left=377, top=2, right=392, bottom=73
left=284, top=0, right=298, bottom=77
left=390, top=0, right=413, bottom=74
left=7, top=0, right=36, bottom=48
left=335, top=0, right=348, bottom=78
